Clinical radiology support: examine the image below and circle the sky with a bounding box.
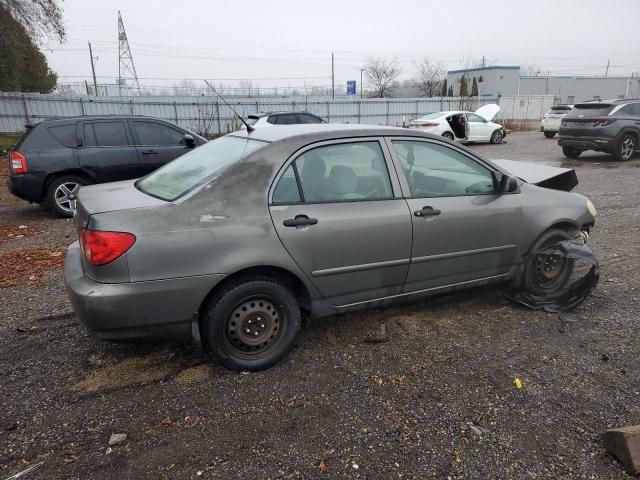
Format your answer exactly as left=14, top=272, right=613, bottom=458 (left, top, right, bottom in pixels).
left=43, top=0, right=640, bottom=93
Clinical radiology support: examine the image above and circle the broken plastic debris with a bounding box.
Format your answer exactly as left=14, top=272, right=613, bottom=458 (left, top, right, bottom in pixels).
left=505, top=240, right=599, bottom=313
left=514, top=377, right=524, bottom=389
left=4, top=461, right=45, bottom=480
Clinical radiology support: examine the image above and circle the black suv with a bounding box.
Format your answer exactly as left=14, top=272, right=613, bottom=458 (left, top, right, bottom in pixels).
left=558, top=99, right=640, bottom=161
left=7, top=115, right=206, bottom=217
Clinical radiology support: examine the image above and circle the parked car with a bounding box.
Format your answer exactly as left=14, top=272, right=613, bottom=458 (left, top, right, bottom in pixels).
left=558, top=99, right=640, bottom=161
left=65, top=124, right=596, bottom=371
left=540, top=105, right=574, bottom=138
left=246, top=111, right=326, bottom=127
left=7, top=115, right=206, bottom=217
left=409, top=104, right=504, bottom=144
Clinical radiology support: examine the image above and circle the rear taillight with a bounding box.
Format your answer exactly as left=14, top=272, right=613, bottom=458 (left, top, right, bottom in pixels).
left=593, top=118, right=616, bottom=127
left=79, top=229, right=136, bottom=266
left=414, top=122, right=439, bottom=128
left=9, top=151, right=28, bottom=174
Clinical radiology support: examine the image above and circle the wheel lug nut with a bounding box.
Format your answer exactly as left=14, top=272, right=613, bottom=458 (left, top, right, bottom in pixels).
left=261, top=324, right=265, bottom=328
left=245, top=328, right=251, bottom=334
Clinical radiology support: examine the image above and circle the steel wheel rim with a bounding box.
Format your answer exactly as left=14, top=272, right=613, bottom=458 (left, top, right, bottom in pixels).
left=54, top=182, right=81, bottom=213
left=226, top=298, right=283, bottom=357
left=621, top=138, right=634, bottom=159
left=533, top=254, right=567, bottom=290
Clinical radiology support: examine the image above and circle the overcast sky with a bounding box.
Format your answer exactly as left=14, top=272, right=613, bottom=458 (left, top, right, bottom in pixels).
left=44, top=0, right=640, bottom=92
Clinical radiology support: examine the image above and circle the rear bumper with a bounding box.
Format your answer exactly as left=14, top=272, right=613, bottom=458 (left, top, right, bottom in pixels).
left=64, top=241, right=225, bottom=341
left=558, top=136, right=614, bottom=152
left=6, top=173, right=45, bottom=203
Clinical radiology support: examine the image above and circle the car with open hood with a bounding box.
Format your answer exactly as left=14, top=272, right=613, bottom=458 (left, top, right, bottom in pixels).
left=409, top=104, right=504, bottom=144
left=64, top=124, right=596, bottom=371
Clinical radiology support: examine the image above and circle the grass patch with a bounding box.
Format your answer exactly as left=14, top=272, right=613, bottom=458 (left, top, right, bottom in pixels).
left=0, top=133, right=21, bottom=154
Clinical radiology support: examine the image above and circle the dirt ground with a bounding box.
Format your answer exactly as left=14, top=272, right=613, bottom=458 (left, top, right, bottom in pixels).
left=1, top=132, right=639, bottom=479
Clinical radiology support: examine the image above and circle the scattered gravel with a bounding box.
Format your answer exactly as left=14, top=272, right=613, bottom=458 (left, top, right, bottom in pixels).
left=1, top=133, right=639, bottom=479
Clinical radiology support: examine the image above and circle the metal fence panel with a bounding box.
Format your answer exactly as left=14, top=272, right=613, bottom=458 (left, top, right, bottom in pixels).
left=0, top=92, right=558, bottom=134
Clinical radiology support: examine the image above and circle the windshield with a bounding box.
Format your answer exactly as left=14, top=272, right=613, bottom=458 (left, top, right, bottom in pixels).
left=414, top=112, right=443, bottom=121
left=136, top=135, right=266, bottom=201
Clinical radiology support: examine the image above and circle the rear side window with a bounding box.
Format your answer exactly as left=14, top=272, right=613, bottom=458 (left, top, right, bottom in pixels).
left=273, top=114, right=298, bottom=125
left=133, top=121, right=185, bottom=146
left=272, top=165, right=301, bottom=204
left=84, top=122, right=129, bottom=147
left=296, top=114, right=324, bottom=124
left=48, top=125, right=77, bottom=147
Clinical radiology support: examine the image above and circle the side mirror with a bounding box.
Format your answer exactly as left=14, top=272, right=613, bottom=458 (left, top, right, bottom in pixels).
left=492, top=172, right=517, bottom=193
left=184, top=133, right=196, bottom=148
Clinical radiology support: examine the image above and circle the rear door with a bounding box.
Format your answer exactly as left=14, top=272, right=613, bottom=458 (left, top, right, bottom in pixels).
left=387, top=137, right=524, bottom=292
left=130, top=119, right=193, bottom=175
left=78, top=120, right=139, bottom=182
left=269, top=138, right=412, bottom=306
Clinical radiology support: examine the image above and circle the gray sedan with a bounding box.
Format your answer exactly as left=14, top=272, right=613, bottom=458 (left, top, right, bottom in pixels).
left=64, top=124, right=597, bottom=371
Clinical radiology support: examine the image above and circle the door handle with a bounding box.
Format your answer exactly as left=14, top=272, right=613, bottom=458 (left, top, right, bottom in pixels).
left=283, top=215, right=318, bottom=227
left=414, top=206, right=441, bottom=217
left=141, top=150, right=159, bottom=155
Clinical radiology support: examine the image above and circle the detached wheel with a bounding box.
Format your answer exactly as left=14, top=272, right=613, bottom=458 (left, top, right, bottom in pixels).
left=613, top=133, right=636, bottom=161
left=201, top=278, right=301, bottom=371
left=523, top=229, right=575, bottom=296
left=46, top=175, right=88, bottom=218
left=442, top=131, right=454, bottom=141
left=562, top=146, right=582, bottom=159
left=544, top=131, right=556, bottom=139
left=490, top=129, right=504, bottom=144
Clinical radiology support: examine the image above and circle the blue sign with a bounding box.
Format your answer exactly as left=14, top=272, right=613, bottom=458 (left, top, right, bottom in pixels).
left=347, top=80, right=356, bottom=95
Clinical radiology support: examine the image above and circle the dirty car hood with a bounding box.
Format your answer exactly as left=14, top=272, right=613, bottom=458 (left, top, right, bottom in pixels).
left=77, top=180, right=166, bottom=215
left=492, top=159, right=578, bottom=191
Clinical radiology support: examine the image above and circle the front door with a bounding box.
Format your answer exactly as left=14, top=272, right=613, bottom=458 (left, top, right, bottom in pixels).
left=130, top=120, right=193, bottom=176
left=466, top=112, right=494, bottom=141
left=387, top=138, right=524, bottom=292
left=78, top=120, right=139, bottom=182
left=269, top=139, right=412, bottom=306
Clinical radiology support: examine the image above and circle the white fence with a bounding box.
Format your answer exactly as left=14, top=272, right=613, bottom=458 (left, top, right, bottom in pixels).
left=0, top=92, right=558, bottom=134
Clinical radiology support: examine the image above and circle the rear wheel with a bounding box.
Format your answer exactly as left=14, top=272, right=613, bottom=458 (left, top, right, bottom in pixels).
left=562, top=146, right=582, bottom=159
left=46, top=175, right=88, bottom=218
left=201, top=278, right=301, bottom=371
left=523, top=229, right=575, bottom=295
left=442, top=131, right=454, bottom=141
left=490, top=129, right=504, bottom=144
left=612, top=133, right=636, bottom=161
left=544, top=131, right=556, bottom=139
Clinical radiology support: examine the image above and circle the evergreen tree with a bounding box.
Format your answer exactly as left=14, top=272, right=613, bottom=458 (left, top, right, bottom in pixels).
left=441, top=79, right=448, bottom=97
left=459, top=74, right=469, bottom=97
left=447, top=85, right=454, bottom=97
left=0, top=5, right=57, bottom=93
left=471, top=77, right=479, bottom=96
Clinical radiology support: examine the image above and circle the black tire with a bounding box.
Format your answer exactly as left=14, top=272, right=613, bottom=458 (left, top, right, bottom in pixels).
left=201, top=278, right=301, bottom=371
left=523, top=229, right=575, bottom=296
left=442, top=131, right=454, bottom=140
left=46, top=175, right=88, bottom=218
left=490, top=129, right=504, bottom=144
left=543, top=131, right=556, bottom=139
left=562, top=146, right=582, bottom=159
left=612, top=133, right=636, bottom=162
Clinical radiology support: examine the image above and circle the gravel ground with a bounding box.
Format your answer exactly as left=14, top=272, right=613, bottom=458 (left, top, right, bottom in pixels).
left=0, top=132, right=639, bottom=479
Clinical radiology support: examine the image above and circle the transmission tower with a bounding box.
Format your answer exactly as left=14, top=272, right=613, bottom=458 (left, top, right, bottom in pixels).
left=117, top=11, right=141, bottom=96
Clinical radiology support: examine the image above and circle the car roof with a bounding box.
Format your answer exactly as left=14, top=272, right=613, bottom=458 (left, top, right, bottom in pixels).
left=35, top=115, right=175, bottom=125
left=232, top=123, right=431, bottom=143
left=248, top=111, right=316, bottom=118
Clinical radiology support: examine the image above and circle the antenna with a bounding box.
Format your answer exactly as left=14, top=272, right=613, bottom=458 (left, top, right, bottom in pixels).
left=204, top=80, right=254, bottom=132
left=118, top=11, right=141, bottom=96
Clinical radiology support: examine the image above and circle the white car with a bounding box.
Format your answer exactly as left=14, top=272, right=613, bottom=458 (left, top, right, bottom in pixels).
left=245, top=111, right=326, bottom=128
left=540, top=105, right=573, bottom=138
left=409, top=104, right=504, bottom=144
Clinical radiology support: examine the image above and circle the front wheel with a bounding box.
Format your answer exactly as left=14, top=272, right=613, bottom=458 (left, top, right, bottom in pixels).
left=562, top=146, right=582, bottom=159
left=612, top=134, right=636, bottom=161
left=490, top=129, right=504, bottom=144
left=46, top=175, right=88, bottom=218
left=544, top=131, right=556, bottom=139
left=201, top=278, right=301, bottom=371
left=523, top=229, right=575, bottom=296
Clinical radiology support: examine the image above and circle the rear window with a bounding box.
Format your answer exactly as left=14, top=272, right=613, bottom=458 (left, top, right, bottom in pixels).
left=246, top=116, right=260, bottom=126
left=550, top=106, right=571, bottom=113
left=14, top=126, right=36, bottom=149
left=48, top=124, right=77, bottom=147
left=136, top=135, right=266, bottom=201
left=566, top=104, right=614, bottom=117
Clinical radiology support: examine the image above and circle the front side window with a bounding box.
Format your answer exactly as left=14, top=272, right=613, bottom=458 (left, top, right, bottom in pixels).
left=133, top=121, right=185, bottom=146
left=392, top=140, right=495, bottom=197
left=137, top=135, right=266, bottom=201
left=291, top=141, right=393, bottom=203
left=84, top=122, right=129, bottom=147
left=466, top=113, right=486, bottom=123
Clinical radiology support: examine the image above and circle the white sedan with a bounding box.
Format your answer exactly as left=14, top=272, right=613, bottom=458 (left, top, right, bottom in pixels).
left=409, top=104, right=504, bottom=144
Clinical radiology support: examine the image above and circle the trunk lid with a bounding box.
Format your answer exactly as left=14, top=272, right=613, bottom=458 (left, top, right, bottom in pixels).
left=76, top=180, right=166, bottom=220
left=475, top=104, right=501, bottom=121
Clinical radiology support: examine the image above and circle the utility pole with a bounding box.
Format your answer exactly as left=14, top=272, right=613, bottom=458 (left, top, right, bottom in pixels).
left=360, top=68, right=364, bottom=99
left=482, top=55, right=486, bottom=68
left=331, top=52, right=335, bottom=99
left=88, top=41, right=98, bottom=96
left=605, top=59, right=610, bottom=78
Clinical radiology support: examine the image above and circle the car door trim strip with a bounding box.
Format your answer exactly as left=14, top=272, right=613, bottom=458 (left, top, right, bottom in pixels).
left=311, top=258, right=410, bottom=277
left=411, top=244, right=517, bottom=264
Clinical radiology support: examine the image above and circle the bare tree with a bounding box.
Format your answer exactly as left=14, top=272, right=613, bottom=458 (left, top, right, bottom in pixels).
left=413, top=58, right=446, bottom=97
left=0, top=0, right=64, bottom=43
left=520, top=64, right=542, bottom=76
left=363, top=57, right=401, bottom=98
